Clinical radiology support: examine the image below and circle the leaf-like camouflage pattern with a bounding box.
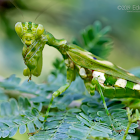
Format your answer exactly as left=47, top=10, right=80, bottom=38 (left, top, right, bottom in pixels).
left=67, top=44, right=140, bottom=83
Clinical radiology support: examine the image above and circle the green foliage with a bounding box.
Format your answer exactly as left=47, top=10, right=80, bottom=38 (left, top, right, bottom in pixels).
left=0, top=88, right=8, bottom=103
left=0, top=138, right=15, bottom=140
left=72, top=21, right=113, bottom=59
left=51, top=58, right=66, bottom=77
left=0, top=74, right=139, bottom=140
left=0, top=96, right=43, bottom=138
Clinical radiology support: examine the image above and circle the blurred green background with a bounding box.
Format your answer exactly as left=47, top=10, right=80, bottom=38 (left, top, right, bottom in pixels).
left=0, top=0, right=140, bottom=139
left=1, top=0, right=140, bottom=83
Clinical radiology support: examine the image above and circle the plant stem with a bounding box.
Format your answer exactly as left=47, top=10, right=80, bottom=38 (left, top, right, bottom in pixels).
left=44, top=96, right=54, bottom=122
left=122, top=121, right=131, bottom=140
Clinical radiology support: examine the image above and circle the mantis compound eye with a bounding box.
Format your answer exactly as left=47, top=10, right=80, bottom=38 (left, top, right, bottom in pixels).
left=36, top=24, right=44, bottom=36
left=15, top=22, right=23, bottom=36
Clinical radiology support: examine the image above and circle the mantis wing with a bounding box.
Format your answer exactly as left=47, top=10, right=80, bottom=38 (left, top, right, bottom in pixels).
left=66, top=44, right=140, bottom=83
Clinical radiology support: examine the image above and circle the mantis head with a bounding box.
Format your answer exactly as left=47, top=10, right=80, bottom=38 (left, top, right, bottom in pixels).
left=15, top=21, right=44, bottom=46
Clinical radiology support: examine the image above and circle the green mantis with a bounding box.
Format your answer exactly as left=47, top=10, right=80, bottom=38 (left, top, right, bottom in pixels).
left=15, top=21, right=140, bottom=130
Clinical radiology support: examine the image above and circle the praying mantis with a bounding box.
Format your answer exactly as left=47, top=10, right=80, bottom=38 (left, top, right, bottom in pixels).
left=15, top=21, right=140, bottom=131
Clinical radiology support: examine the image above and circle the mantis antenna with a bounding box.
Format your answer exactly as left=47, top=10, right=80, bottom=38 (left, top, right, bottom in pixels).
left=34, top=0, right=63, bottom=22
left=10, top=0, right=24, bottom=19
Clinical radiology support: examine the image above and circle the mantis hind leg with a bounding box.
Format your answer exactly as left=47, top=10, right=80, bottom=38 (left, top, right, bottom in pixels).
left=84, top=80, right=95, bottom=95
left=91, top=77, right=115, bottom=130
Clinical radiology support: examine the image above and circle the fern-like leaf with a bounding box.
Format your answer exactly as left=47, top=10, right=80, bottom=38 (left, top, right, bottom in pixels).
left=0, top=97, right=43, bottom=138
left=72, top=21, right=113, bottom=59
left=29, top=109, right=81, bottom=140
